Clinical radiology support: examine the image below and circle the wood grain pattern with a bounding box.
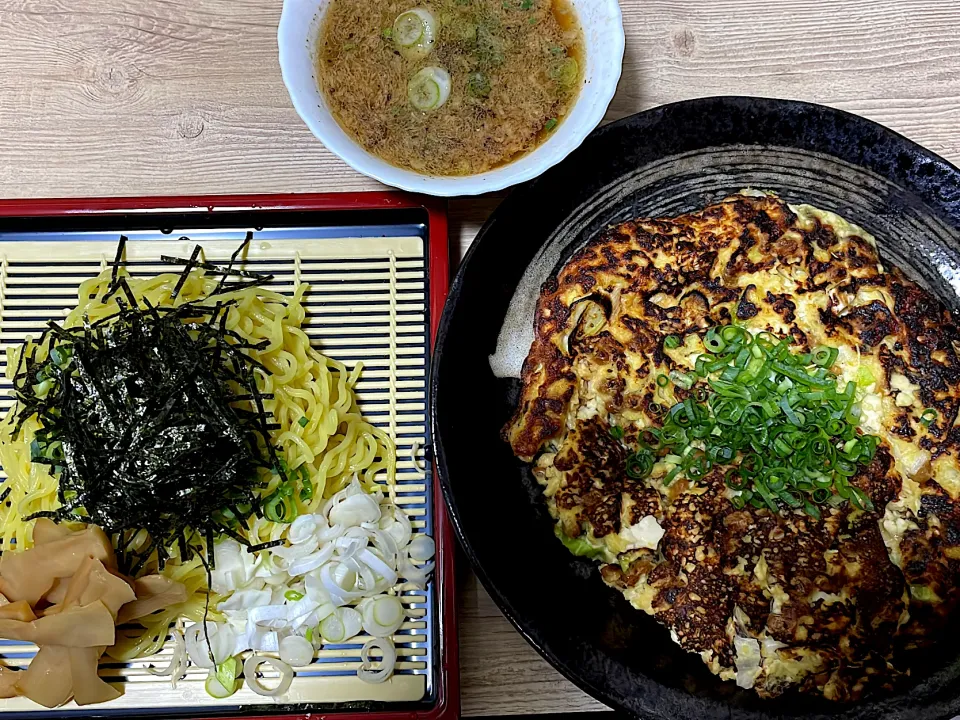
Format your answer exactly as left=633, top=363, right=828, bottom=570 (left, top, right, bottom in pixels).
left=458, top=572, right=608, bottom=715
left=2, top=0, right=959, bottom=202
left=1, top=0, right=959, bottom=715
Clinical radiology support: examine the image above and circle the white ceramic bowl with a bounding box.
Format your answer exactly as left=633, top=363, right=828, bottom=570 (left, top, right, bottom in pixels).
left=278, top=0, right=625, bottom=197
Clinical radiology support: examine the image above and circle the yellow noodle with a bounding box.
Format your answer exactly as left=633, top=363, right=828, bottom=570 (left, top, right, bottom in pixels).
left=279, top=431, right=315, bottom=465
left=0, top=262, right=396, bottom=659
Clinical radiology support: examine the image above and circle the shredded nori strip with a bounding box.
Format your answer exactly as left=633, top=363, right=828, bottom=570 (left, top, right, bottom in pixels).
left=247, top=539, right=284, bottom=553
left=214, top=232, right=255, bottom=296
left=101, top=235, right=127, bottom=300
left=171, top=243, right=202, bottom=300
left=8, top=239, right=287, bottom=573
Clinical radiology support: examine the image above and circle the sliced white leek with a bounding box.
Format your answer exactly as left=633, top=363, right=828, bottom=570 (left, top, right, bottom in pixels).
left=399, top=555, right=435, bottom=588
left=184, top=622, right=236, bottom=669
left=408, top=67, right=451, bottom=112
left=279, top=635, right=315, bottom=667
left=319, top=612, right=345, bottom=643
left=393, top=8, right=437, bottom=60
left=360, top=595, right=405, bottom=637
left=358, top=637, right=397, bottom=684
left=408, top=534, right=436, bottom=562
left=205, top=672, right=238, bottom=699
left=203, top=476, right=438, bottom=688
left=206, top=657, right=241, bottom=699
left=380, top=504, right=412, bottom=549
left=244, top=655, right=294, bottom=697
left=320, top=606, right=362, bottom=643
left=328, top=492, right=380, bottom=527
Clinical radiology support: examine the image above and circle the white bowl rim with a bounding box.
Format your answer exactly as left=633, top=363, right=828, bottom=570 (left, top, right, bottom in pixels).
left=277, top=0, right=625, bottom=197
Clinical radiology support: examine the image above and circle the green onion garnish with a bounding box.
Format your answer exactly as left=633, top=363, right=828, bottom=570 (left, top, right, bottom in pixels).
left=633, top=325, right=881, bottom=517
left=299, top=416, right=309, bottom=427
left=264, top=491, right=293, bottom=523
left=209, top=656, right=241, bottom=698
left=609, top=425, right=625, bottom=440
left=625, top=448, right=654, bottom=479
left=921, top=408, right=937, bottom=427
left=298, top=465, right=314, bottom=502
left=669, top=370, right=694, bottom=390
left=703, top=327, right=726, bottom=353
left=285, top=589, right=305, bottom=602
left=811, top=346, right=839, bottom=368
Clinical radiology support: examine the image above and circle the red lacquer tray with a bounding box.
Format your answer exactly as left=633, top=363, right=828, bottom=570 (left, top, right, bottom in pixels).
left=0, top=193, right=457, bottom=720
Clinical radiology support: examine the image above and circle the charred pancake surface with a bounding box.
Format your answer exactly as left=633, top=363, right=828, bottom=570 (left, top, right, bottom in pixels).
left=506, top=194, right=960, bottom=699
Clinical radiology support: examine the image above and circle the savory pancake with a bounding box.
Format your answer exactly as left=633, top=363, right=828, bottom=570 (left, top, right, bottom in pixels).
left=504, top=192, right=960, bottom=700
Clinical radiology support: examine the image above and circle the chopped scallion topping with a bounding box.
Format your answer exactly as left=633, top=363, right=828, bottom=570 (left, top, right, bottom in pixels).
left=298, top=465, right=314, bottom=502
left=626, top=448, right=655, bottom=479
left=811, top=345, right=839, bottom=368
left=636, top=326, right=880, bottom=517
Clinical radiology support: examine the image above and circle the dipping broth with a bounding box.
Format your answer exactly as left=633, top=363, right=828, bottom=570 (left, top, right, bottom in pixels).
left=317, top=0, right=585, bottom=176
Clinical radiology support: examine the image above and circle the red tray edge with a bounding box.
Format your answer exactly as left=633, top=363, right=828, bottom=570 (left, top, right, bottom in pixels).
left=0, top=191, right=460, bottom=720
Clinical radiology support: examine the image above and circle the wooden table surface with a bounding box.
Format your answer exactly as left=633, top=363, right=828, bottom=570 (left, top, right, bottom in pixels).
left=2, top=0, right=959, bottom=715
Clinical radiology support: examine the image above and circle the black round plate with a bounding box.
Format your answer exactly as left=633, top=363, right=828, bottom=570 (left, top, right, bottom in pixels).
left=431, top=97, right=960, bottom=720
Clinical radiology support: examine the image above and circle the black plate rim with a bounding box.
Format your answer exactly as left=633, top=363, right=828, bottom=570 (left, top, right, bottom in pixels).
left=431, top=95, right=960, bottom=719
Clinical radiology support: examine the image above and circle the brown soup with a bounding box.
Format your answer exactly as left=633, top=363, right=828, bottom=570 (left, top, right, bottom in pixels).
left=317, top=0, right=585, bottom=176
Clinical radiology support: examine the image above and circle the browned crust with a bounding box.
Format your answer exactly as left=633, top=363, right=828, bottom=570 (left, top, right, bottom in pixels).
left=505, top=194, right=960, bottom=461
left=504, top=194, right=960, bottom=700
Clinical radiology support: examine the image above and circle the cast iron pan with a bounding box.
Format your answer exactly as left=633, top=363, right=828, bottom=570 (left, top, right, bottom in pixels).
left=430, top=97, right=960, bottom=720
